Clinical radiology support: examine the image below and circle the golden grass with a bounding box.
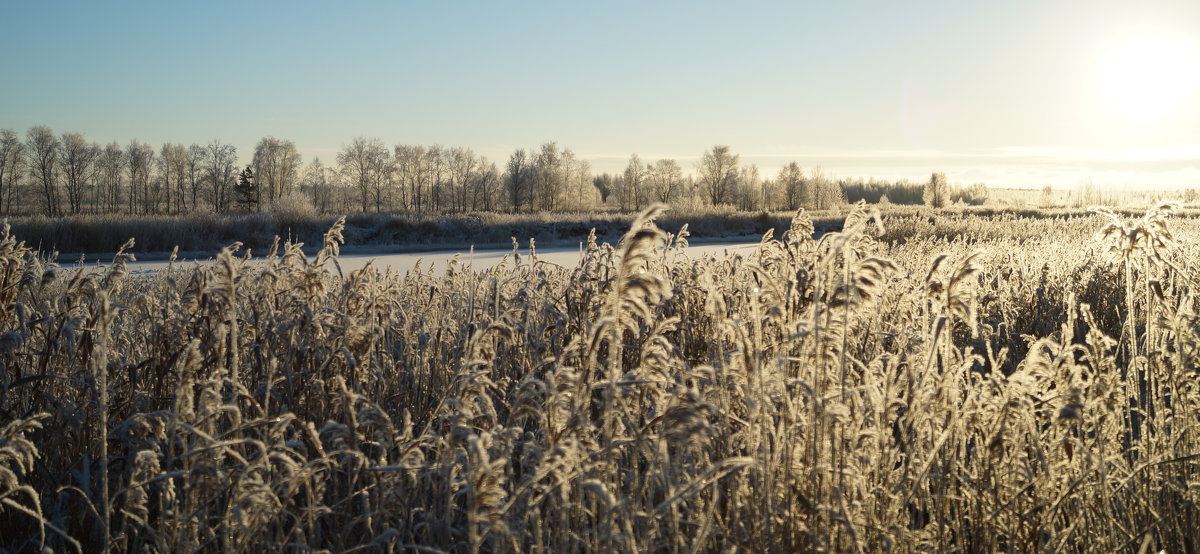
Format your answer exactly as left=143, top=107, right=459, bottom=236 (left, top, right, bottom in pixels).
left=2, top=202, right=1200, bottom=551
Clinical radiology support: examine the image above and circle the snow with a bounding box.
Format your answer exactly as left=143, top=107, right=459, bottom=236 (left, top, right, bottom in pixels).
left=88, top=241, right=761, bottom=276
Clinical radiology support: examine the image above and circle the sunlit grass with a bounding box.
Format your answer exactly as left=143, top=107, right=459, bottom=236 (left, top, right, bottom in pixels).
left=2, top=203, right=1200, bottom=551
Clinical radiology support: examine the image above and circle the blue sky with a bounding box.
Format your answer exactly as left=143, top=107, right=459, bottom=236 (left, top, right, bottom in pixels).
left=4, top=1, right=1200, bottom=188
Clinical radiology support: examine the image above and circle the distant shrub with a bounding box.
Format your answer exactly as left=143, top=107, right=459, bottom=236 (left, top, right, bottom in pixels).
left=951, top=183, right=990, bottom=206
left=1040, top=185, right=1055, bottom=208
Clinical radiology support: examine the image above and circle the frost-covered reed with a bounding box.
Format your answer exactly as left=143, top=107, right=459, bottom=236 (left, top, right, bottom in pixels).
left=2, top=204, right=1200, bottom=552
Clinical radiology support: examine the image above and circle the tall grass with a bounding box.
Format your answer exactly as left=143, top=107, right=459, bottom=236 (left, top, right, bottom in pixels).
left=1, top=203, right=1199, bottom=551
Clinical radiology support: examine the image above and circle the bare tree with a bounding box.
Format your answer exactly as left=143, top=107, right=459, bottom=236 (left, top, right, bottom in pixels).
left=185, top=144, right=204, bottom=212
left=60, top=132, right=99, bottom=214
left=697, top=145, right=739, bottom=206
left=158, top=143, right=190, bottom=214
left=532, top=142, right=566, bottom=212
left=26, top=126, right=62, bottom=216
left=504, top=148, right=531, bottom=212
left=251, top=137, right=302, bottom=207
left=646, top=158, right=683, bottom=204
left=761, top=177, right=782, bottom=211
left=96, top=142, right=125, bottom=213
left=447, top=147, right=478, bottom=212
left=126, top=141, right=155, bottom=214
left=564, top=152, right=594, bottom=211
left=446, top=150, right=499, bottom=212
left=303, top=157, right=335, bottom=213
left=424, top=145, right=446, bottom=211
left=777, top=162, right=807, bottom=209
left=338, top=137, right=391, bottom=212
left=393, top=145, right=426, bottom=211
left=621, top=153, right=646, bottom=211
left=201, top=141, right=238, bottom=212
left=809, top=166, right=844, bottom=210
left=157, top=144, right=174, bottom=214
left=735, top=164, right=762, bottom=211
left=0, top=129, right=25, bottom=214
left=472, top=160, right=500, bottom=211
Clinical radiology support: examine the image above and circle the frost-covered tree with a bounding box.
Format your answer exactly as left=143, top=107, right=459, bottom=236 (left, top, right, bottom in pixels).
left=777, top=162, right=811, bottom=209
left=252, top=137, right=302, bottom=205
left=0, top=129, right=24, bottom=214
left=302, top=157, right=336, bottom=213
left=185, top=144, right=204, bottom=212
left=736, top=164, right=762, bottom=211
left=564, top=153, right=595, bottom=211
left=201, top=140, right=238, bottom=213
left=923, top=172, right=950, bottom=208
left=126, top=140, right=155, bottom=214
left=26, top=126, right=62, bottom=216
left=338, top=137, right=391, bottom=212
left=697, top=145, right=739, bottom=206
left=531, top=142, right=566, bottom=212
left=471, top=160, right=501, bottom=212
left=646, top=158, right=683, bottom=204
left=446, top=147, right=478, bottom=212
left=504, top=148, right=531, bottom=213
left=422, top=146, right=449, bottom=211
left=621, top=153, right=646, bottom=210
left=60, top=132, right=98, bottom=214
left=809, top=166, right=844, bottom=210
left=96, top=141, right=125, bottom=213
left=393, top=145, right=427, bottom=211
left=158, top=143, right=191, bottom=214
left=953, top=182, right=990, bottom=206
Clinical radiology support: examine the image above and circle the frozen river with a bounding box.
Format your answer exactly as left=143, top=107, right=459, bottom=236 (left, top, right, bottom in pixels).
left=91, top=240, right=762, bottom=276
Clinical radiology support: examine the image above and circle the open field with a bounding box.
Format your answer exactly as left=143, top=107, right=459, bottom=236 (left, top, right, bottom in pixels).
left=2, top=203, right=1200, bottom=551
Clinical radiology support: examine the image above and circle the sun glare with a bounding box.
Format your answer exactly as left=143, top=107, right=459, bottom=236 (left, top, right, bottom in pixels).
left=1097, top=35, right=1200, bottom=122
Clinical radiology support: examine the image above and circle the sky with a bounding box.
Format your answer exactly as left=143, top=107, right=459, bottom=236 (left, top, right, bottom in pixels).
left=4, top=0, right=1200, bottom=189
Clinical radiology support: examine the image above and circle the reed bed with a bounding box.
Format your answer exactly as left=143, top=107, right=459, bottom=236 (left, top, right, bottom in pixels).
left=2, top=202, right=1199, bottom=552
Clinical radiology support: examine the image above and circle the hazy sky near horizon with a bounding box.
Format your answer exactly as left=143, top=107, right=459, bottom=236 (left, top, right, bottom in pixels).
left=4, top=0, right=1200, bottom=188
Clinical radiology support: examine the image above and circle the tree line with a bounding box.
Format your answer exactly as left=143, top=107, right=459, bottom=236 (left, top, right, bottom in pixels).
left=0, top=126, right=984, bottom=217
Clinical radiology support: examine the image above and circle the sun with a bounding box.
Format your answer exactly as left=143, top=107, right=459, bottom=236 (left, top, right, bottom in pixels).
left=1096, top=34, right=1200, bottom=122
